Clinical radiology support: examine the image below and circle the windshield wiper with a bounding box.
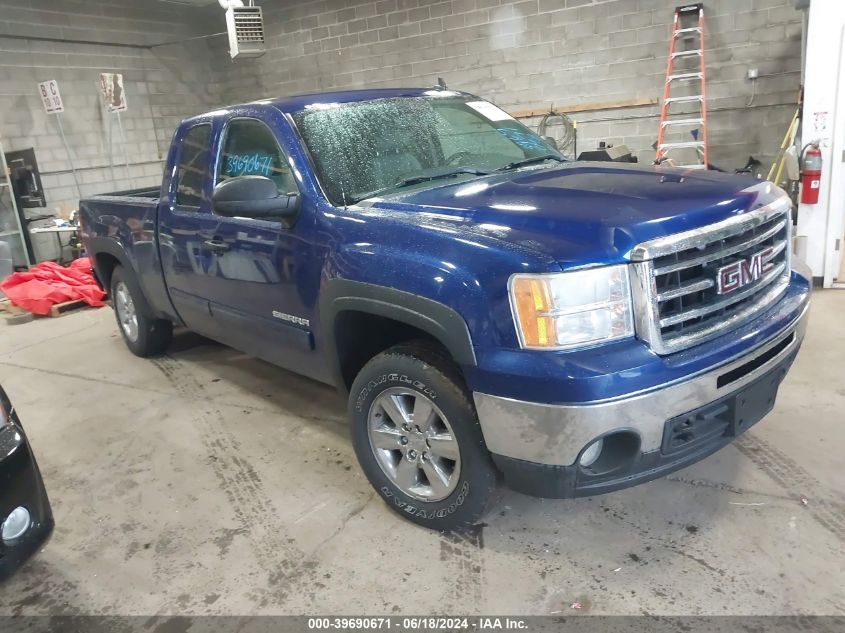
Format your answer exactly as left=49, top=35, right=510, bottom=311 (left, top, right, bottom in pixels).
left=497, top=154, right=565, bottom=172
left=351, top=167, right=492, bottom=203
left=400, top=166, right=492, bottom=186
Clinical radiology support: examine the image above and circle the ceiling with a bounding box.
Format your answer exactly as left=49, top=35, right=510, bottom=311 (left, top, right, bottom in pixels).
left=157, top=0, right=220, bottom=5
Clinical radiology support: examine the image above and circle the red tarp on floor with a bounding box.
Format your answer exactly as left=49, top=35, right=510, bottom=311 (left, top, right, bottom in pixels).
left=0, top=257, right=106, bottom=315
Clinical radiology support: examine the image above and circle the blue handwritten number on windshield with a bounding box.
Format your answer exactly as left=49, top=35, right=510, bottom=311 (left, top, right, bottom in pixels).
left=495, top=128, right=548, bottom=151
left=225, top=153, right=274, bottom=177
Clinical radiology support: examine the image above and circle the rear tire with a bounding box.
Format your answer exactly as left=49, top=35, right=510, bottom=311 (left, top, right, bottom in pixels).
left=349, top=342, right=497, bottom=531
left=110, top=265, right=172, bottom=357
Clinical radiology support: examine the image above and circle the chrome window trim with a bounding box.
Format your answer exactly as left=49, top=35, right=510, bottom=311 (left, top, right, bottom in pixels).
left=630, top=195, right=793, bottom=355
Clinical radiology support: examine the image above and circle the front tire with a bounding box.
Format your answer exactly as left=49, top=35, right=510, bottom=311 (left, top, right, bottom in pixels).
left=110, top=265, right=172, bottom=357
left=349, top=342, right=497, bottom=531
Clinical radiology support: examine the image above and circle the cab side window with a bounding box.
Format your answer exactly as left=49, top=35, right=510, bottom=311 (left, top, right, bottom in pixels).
left=175, top=124, right=211, bottom=208
left=217, top=119, right=297, bottom=195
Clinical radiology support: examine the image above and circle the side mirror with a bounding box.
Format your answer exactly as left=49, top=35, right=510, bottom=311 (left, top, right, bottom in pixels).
left=212, top=175, right=300, bottom=220
left=543, top=136, right=559, bottom=151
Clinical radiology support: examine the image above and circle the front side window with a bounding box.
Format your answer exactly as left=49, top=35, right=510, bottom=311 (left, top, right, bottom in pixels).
left=217, top=118, right=296, bottom=195
left=175, top=124, right=211, bottom=207
left=292, top=96, right=561, bottom=205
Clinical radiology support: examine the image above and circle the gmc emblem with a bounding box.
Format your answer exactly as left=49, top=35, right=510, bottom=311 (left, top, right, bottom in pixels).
left=716, top=247, right=774, bottom=295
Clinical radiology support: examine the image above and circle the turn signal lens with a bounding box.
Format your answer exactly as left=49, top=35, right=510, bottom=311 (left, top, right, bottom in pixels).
left=509, top=265, right=634, bottom=350
left=512, top=276, right=554, bottom=347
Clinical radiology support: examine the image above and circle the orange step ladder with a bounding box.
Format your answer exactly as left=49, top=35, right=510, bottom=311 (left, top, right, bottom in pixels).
left=655, top=3, right=709, bottom=169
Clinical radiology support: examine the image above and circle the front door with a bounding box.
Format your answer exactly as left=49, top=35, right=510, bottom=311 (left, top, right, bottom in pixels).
left=198, top=113, right=320, bottom=377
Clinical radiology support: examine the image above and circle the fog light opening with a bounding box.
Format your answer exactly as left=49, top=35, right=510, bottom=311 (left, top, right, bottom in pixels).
left=578, top=431, right=641, bottom=475
left=578, top=439, right=604, bottom=467
left=2, top=506, right=31, bottom=544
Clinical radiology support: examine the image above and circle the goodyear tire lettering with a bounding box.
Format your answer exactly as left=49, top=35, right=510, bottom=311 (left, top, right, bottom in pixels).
left=379, top=482, right=469, bottom=520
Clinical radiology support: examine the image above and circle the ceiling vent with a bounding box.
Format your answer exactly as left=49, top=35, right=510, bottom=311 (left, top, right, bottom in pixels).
left=225, top=4, right=265, bottom=59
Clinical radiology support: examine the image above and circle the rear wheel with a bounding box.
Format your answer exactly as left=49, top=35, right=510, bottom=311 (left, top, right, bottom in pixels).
left=349, top=342, right=497, bottom=531
left=110, top=265, right=172, bottom=357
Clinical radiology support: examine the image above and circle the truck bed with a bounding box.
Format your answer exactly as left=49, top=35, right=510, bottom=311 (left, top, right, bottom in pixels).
left=84, top=186, right=160, bottom=202
left=78, top=185, right=159, bottom=229
left=78, top=184, right=168, bottom=317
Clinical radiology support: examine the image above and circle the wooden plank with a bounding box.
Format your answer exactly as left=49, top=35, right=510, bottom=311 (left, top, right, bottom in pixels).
left=48, top=299, right=87, bottom=318
left=509, top=97, right=658, bottom=119
left=1, top=298, right=91, bottom=318
left=0, top=299, right=33, bottom=324
left=0, top=300, right=25, bottom=315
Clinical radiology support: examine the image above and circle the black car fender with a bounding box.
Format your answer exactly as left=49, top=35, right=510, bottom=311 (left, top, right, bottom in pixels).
left=86, top=237, right=158, bottom=319
left=319, top=279, right=476, bottom=389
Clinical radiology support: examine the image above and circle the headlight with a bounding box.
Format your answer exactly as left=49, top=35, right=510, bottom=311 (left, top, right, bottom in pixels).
left=0, top=401, right=8, bottom=427
left=509, top=265, right=634, bottom=350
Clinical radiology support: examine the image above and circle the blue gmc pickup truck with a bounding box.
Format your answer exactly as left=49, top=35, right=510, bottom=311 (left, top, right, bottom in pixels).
left=79, top=88, right=810, bottom=530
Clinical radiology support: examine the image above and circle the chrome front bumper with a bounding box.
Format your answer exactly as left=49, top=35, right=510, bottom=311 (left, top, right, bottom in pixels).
left=473, top=301, right=810, bottom=467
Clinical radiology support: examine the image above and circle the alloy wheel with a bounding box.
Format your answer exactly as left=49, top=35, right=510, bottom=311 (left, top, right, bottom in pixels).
left=367, top=387, right=461, bottom=502
left=114, top=281, right=139, bottom=342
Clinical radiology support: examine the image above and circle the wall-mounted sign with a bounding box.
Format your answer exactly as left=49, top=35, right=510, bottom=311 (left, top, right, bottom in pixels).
left=99, top=73, right=127, bottom=113
left=38, top=80, right=64, bottom=114
left=813, top=111, right=829, bottom=137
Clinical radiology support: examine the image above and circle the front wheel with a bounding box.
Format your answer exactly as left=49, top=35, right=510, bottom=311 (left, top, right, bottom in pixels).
left=349, top=342, right=497, bottom=531
left=110, top=265, right=173, bottom=357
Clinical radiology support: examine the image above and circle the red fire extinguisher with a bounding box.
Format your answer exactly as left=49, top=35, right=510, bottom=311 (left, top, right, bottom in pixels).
left=800, top=144, right=822, bottom=205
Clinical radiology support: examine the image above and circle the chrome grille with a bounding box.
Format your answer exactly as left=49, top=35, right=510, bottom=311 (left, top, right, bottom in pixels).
left=630, top=196, right=792, bottom=355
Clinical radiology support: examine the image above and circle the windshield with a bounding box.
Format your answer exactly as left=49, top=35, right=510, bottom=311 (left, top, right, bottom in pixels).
left=292, top=95, right=562, bottom=204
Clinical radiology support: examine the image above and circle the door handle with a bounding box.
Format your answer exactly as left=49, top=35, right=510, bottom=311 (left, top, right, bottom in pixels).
left=203, top=238, right=229, bottom=253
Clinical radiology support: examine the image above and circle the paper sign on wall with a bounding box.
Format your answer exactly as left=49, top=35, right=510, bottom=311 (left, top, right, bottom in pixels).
left=466, top=101, right=514, bottom=122
left=38, top=80, right=64, bottom=114
left=99, top=73, right=128, bottom=112
left=813, top=111, right=829, bottom=137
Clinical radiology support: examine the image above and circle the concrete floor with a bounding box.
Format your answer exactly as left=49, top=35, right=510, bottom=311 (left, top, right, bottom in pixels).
left=0, top=291, right=843, bottom=616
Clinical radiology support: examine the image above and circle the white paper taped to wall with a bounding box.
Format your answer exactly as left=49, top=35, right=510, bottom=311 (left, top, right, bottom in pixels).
left=99, top=73, right=128, bottom=113
left=465, top=101, right=514, bottom=122
left=38, top=80, right=64, bottom=114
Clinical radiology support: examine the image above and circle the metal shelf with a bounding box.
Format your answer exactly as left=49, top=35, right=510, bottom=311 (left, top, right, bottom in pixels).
left=0, top=137, right=32, bottom=268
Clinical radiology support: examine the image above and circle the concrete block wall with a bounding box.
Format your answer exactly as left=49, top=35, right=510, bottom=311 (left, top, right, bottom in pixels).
left=0, top=0, right=223, bottom=219
left=0, top=0, right=804, bottom=230
left=218, top=0, right=802, bottom=171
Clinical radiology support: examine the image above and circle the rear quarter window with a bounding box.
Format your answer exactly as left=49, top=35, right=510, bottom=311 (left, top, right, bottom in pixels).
left=175, top=124, right=212, bottom=208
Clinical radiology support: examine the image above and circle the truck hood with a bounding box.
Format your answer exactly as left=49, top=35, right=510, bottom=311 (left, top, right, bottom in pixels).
left=367, top=163, right=778, bottom=267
